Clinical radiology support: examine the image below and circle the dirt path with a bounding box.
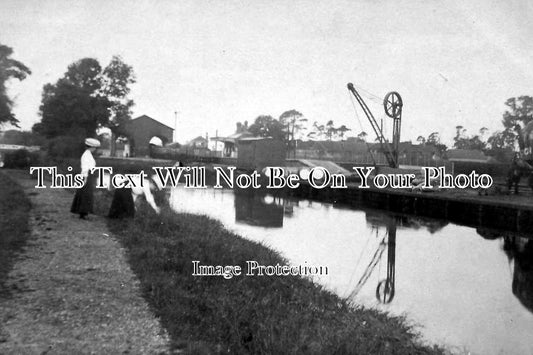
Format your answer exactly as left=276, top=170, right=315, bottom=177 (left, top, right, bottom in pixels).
left=0, top=171, right=170, bottom=354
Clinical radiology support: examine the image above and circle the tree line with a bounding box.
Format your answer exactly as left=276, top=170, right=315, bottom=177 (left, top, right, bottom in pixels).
left=440, top=97, right=533, bottom=161
left=245, top=111, right=357, bottom=158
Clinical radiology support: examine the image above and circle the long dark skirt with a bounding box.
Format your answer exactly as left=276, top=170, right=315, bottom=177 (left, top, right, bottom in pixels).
left=108, top=188, right=135, bottom=219
left=71, top=174, right=96, bottom=215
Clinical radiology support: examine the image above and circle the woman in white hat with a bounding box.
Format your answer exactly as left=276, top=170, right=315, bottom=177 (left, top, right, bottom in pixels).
left=71, top=138, right=100, bottom=219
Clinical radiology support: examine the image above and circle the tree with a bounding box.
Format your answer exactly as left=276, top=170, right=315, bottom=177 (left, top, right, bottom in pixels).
left=456, top=135, right=486, bottom=150
left=416, top=135, right=426, bottom=145
left=497, top=96, right=533, bottom=150
left=279, top=109, right=307, bottom=158
left=487, top=131, right=507, bottom=150
left=484, top=127, right=519, bottom=161
left=248, top=115, right=285, bottom=141
left=454, top=125, right=466, bottom=142
left=100, top=56, right=136, bottom=156
left=425, top=132, right=447, bottom=155
left=325, top=120, right=336, bottom=141
left=65, top=57, right=102, bottom=92
left=453, top=126, right=486, bottom=150
left=485, top=130, right=514, bottom=161
left=337, top=125, right=351, bottom=140
left=357, top=131, right=368, bottom=142
left=427, top=132, right=440, bottom=145
left=35, top=58, right=111, bottom=139
left=34, top=56, right=135, bottom=155
left=502, top=96, right=533, bottom=130
left=308, top=121, right=325, bottom=140
left=0, top=44, right=31, bottom=127
left=307, top=119, right=353, bottom=142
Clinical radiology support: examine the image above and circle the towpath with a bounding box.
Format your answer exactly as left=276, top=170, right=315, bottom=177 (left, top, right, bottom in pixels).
left=0, top=170, right=170, bottom=354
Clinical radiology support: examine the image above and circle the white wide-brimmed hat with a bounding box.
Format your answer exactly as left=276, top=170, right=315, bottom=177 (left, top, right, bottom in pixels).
left=85, top=138, right=101, bottom=147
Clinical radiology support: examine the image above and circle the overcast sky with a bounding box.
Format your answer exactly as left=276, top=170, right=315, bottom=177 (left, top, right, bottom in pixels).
left=1, top=0, right=532, bottom=145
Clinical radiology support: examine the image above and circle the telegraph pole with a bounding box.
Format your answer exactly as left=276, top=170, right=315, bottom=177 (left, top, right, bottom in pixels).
left=214, top=129, right=218, bottom=154
left=174, top=110, right=178, bottom=143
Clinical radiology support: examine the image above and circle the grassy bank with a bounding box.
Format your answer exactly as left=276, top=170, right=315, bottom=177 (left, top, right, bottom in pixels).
left=0, top=171, right=32, bottom=295
left=104, top=196, right=444, bottom=354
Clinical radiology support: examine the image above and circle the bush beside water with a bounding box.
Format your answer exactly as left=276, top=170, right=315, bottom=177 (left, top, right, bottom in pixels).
left=2, top=149, right=43, bottom=169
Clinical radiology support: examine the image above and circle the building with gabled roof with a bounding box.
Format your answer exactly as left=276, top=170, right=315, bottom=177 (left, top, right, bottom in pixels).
left=211, top=131, right=254, bottom=158
left=121, top=115, right=174, bottom=157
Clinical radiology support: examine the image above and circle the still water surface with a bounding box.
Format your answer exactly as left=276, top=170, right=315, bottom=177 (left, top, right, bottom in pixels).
left=170, top=187, right=533, bottom=355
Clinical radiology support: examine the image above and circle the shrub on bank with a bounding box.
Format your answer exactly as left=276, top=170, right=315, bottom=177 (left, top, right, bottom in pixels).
left=2, top=149, right=42, bottom=169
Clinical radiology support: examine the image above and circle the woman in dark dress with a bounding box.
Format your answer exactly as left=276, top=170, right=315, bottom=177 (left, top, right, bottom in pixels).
left=108, top=186, right=135, bottom=218
left=108, top=173, right=164, bottom=218
left=71, top=138, right=100, bottom=219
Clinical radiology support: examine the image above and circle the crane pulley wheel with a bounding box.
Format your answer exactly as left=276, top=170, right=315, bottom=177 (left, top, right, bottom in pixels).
left=376, top=279, right=395, bottom=303
left=384, top=92, right=403, bottom=119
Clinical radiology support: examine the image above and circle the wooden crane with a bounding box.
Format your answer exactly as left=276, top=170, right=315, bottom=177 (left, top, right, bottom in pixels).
left=347, top=83, right=403, bottom=168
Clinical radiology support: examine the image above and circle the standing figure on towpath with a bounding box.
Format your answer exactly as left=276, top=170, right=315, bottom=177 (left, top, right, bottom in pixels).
left=507, top=153, right=533, bottom=194
left=71, top=138, right=100, bottom=219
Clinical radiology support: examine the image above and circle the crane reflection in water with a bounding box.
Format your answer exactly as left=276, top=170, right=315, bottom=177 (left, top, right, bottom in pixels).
left=347, top=212, right=449, bottom=304
left=345, top=214, right=533, bottom=309
left=347, top=212, right=397, bottom=304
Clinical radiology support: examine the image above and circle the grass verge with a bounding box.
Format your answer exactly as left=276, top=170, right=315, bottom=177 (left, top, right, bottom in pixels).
left=0, top=171, right=32, bottom=296
left=103, top=193, right=445, bottom=355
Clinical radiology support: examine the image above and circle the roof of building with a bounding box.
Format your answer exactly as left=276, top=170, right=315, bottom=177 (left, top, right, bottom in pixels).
left=126, top=115, right=174, bottom=131
left=211, top=131, right=254, bottom=143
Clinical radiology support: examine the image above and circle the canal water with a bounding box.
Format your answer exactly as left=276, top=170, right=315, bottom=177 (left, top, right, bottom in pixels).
left=170, top=187, right=533, bottom=355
